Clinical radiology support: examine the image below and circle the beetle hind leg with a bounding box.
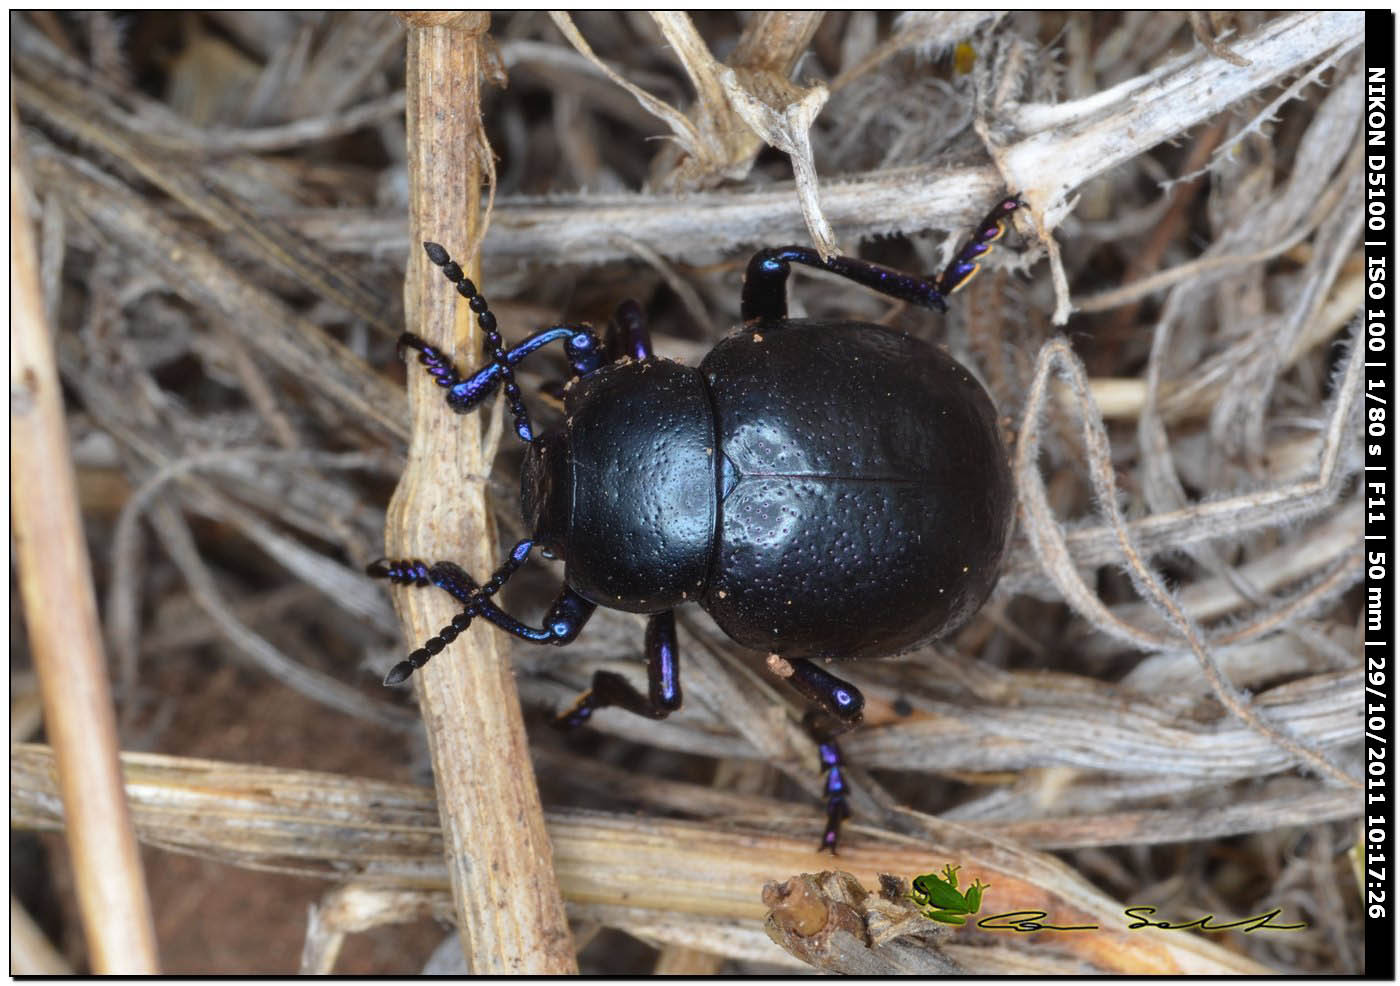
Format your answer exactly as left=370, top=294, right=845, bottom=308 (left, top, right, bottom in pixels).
left=804, top=708, right=858, bottom=854
left=556, top=610, right=681, bottom=728
left=771, top=656, right=865, bottom=853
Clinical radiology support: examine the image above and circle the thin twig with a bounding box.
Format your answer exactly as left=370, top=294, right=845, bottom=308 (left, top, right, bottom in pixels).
left=301, top=885, right=453, bottom=975
left=10, top=895, right=75, bottom=975
left=1014, top=338, right=1360, bottom=790
left=25, top=142, right=409, bottom=441
left=11, top=112, right=160, bottom=974
left=146, top=500, right=414, bottom=729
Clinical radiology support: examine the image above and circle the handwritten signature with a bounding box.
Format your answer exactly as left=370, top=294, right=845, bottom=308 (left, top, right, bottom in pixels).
left=976, top=906, right=1306, bottom=934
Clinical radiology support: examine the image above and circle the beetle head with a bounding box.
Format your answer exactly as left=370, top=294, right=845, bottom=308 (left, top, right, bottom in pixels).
left=522, top=430, right=570, bottom=554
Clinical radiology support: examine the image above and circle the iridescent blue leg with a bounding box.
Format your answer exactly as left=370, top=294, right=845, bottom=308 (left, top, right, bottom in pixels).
left=367, top=546, right=596, bottom=684
left=534, top=299, right=650, bottom=405
left=933, top=195, right=1024, bottom=296
left=786, top=658, right=865, bottom=722
left=743, top=247, right=952, bottom=320
left=399, top=326, right=605, bottom=415
left=804, top=709, right=857, bottom=854
left=556, top=610, right=681, bottom=728
left=420, top=242, right=607, bottom=442
left=374, top=558, right=594, bottom=643
left=783, top=658, right=865, bottom=853
left=740, top=195, right=1023, bottom=322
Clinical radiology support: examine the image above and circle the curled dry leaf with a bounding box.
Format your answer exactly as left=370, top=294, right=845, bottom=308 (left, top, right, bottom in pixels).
left=763, top=870, right=967, bottom=975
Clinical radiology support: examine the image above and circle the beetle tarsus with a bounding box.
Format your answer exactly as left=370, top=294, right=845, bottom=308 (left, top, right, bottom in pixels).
left=366, top=557, right=430, bottom=585
left=799, top=703, right=862, bottom=853
left=817, top=735, right=852, bottom=853
left=934, top=195, right=1024, bottom=297
left=554, top=689, right=596, bottom=731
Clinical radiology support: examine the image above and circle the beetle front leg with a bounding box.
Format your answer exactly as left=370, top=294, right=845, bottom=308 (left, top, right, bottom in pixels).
left=418, top=241, right=611, bottom=441
left=398, top=325, right=604, bottom=417
left=368, top=550, right=597, bottom=683
left=380, top=557, right=597, bottom=647
left=556, top=610, right=681, bottom=728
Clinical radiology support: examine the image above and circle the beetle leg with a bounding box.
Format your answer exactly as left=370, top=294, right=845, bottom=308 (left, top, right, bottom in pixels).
left=803, top=707, right=859, bottom=854
left=368, top=547, right=598, bottom=684
left=606, top=299, right=653, bottom=361
left=775, top=658, right=864, bottom=853
left=420, top=243, right=612, bottom=443
left=425, top=569, right=596, bottom=648
left=415, top=560, right=598, bottom=647
left=743, top=246, right=951, bottom=321
left=784, top=658, right=865, bottom=722
left=399, top=326, right=604, bottom=417
left=739, top=196, right=1023, bottom=322
left=421, top=242, right=536, bottom=442
left=933, top=195, right=1024, bottom=297
left=556, top=611, right=681, bottom=728
left=368, top=544, right=529, bottom=684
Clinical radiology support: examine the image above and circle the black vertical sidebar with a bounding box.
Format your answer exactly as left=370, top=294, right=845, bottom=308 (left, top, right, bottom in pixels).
left=1364, top=9, right=1395, bottom=983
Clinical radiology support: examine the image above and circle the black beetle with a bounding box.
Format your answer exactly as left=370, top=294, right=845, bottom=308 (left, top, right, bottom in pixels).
left=370, top=196, right=1021, bottom=851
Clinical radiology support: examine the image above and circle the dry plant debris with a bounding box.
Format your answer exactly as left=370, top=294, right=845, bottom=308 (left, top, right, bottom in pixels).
left=11, top=10, right=1365, bottom=975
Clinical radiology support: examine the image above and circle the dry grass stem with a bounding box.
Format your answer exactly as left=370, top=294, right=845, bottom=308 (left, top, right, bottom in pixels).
left=11, top=74, right=390, bottom=330
left=145, top=500, right=411, bottom=729
left=1015, top=338, right=1359, bottom=789
left=13, top=744, right=1271, bottom=974
left=269, top=12, right=1361, bottom=276
left=301, top=885, right=454, bottom=975
left=10, top=893, right=75, bottom=975
left=390, top=16, right=575, bottom=974
left=22, top=143, right=408, bottom=441
left=11, top=118, right=159, bottom=973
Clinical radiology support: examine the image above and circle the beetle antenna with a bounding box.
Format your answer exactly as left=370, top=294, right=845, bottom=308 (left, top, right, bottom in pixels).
left=383, top=606, right=477, bottom=684
left=422, top=242, right=537, bottom=444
